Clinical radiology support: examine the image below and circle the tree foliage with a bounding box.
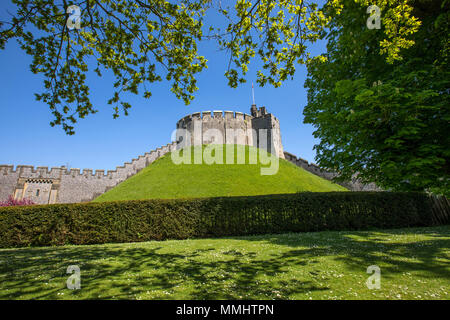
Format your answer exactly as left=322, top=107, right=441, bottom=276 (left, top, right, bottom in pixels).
left=0, top=0, right=419, bottom=134
left=219, top=0, right=421, bottom=89
left=304, top=0, right=449, bottom=195
left=1, top=0, right=209, bottom=134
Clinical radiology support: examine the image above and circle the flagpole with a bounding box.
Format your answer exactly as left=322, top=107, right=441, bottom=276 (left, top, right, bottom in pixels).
left=252, top=81, right=255, bottom=105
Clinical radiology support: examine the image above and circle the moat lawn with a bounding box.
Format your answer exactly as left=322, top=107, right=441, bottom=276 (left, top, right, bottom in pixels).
left=0, top=225, right=449, bottom=300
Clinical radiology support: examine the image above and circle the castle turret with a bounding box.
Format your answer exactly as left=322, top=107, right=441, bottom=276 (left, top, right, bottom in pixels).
left=250, top=104, right=258, bottom=117
left=176, top=106, right=285, bottom=159
left=250, top=105, right=284, bottom=159
left=260, top=106, right=267, bottom=115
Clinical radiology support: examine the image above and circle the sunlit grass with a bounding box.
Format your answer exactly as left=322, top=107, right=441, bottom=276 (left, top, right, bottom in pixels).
left=94, top=145, right=346, bottom=202
left=0, top=225, right=448, bottom=300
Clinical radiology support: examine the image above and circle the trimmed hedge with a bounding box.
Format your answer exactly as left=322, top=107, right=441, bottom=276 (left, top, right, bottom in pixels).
left=0, top=192, right=448, bottom=248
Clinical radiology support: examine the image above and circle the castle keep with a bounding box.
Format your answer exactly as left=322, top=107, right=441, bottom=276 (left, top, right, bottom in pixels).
left=175, top=105, right=284, bottom=158
left=0, top=104, right=377, bottom=204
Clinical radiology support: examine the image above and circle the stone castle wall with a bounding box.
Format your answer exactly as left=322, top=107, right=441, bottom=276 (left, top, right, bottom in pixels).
left=0, top=142, right=177, bottom=204
left=0, top=105, right=380, bottom=204
left=175, top=108, right=284, bottom=159
left=283, top=151, right=380, bottom=191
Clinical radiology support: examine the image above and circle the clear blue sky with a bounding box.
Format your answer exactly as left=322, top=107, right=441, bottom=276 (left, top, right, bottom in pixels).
left=0, top=2, right=326, bottom=171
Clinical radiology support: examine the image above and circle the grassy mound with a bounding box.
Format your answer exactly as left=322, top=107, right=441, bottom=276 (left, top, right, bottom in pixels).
left=94, top=145, right=347, bottom=202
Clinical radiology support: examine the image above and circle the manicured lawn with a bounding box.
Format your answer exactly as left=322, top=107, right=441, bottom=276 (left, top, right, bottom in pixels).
left=94, top=145, right=346, bottom=202
left=0, top=225, right=448, bottom=300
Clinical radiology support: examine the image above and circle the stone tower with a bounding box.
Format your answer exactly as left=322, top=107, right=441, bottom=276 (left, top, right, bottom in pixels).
left=175, top=105, right=284, bottom=158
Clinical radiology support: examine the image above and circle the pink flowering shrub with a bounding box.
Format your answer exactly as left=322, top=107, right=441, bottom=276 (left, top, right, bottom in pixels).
left=0, top=195, right=35, bottom=207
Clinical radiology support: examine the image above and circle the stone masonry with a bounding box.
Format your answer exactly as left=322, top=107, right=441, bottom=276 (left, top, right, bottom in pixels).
left=175, top=105, right=284, bottom=159
left=283, top=151, right=380, bottom=191
left=0, top=104, right=379, bottom=204
left=0, top=142, right=177, bottom=204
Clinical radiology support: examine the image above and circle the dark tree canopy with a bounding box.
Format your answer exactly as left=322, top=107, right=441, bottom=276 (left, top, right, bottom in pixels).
left=304, top=0, right=449, bottom=195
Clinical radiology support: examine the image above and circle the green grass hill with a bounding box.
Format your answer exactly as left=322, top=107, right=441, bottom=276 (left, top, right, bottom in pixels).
left=94, top=145, right=347, bottom=202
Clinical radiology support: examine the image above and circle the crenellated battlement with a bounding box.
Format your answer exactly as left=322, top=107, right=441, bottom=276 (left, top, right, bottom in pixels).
left=283, top=151, right=322, bottom=173
left=176, top=110, right=258, bottom=128
left=0, top=165, right=115, bottom=178
left=175, top=106, right=284, bottom=159
left=283, top=151, right=380, bottom=191
left=0, top=141, right=177, bottom=204
left=0, top=165, right=15, bottom=174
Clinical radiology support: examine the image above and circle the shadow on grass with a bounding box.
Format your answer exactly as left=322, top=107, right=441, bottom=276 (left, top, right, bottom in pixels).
left=0, top=245, right=330, bottom=299
left=0, top=226, right=448, bottom=299
left=236, top=226, right=450, bottom=282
